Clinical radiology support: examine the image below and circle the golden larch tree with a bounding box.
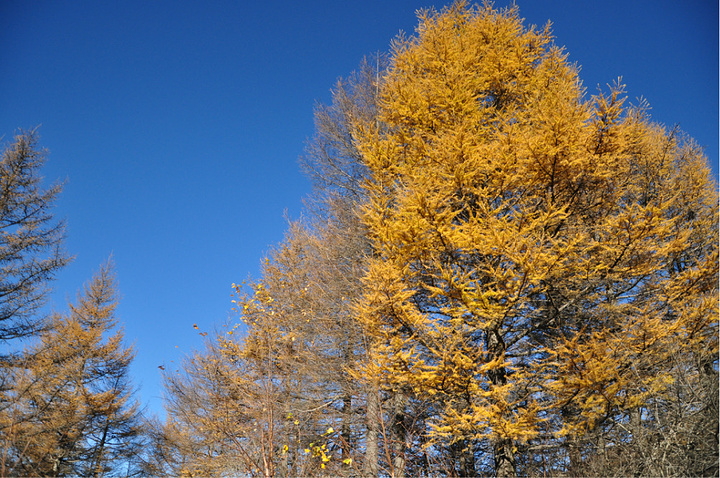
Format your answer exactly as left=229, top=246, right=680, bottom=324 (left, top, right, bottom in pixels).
left=0, top=261, right=143, bottom=477
left=352, top=2, right=717, bottom=476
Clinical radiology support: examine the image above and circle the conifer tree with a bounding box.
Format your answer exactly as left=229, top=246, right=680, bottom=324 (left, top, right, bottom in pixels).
left=151, top=55, right=426, bottom=477
left=150, top=4, right=717, bottom=476
left=352, top=3, right=717, bottom=476
left=0, top=261, right=143, bottom=476
left=152, top=223, right=367, bottom=477
left=151, top=336, right=273, bottom=477
left=0, top=129, right=68, bottom=343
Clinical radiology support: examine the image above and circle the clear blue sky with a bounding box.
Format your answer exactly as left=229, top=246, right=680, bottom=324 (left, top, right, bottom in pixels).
left=1, top=0, right=717, bottom=416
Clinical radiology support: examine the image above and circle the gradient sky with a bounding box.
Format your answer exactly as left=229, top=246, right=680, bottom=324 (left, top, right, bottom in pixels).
left=1, top=0, right=717, bottom=417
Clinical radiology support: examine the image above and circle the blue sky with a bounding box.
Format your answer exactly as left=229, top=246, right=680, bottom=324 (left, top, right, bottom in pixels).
left=1, top=0, right=717, bottom=416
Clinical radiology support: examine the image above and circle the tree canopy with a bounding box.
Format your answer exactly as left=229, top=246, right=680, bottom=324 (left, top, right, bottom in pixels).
left=351, top=2, right=717, bottom=475
left=151, top=3, right=717, bottom=477
left=1, top=2, right=715, bottom=477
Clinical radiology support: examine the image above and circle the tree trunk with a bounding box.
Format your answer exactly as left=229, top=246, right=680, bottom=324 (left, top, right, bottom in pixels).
left=90, top=421, right=110, bottom=477
left=340, top=341, right=354, bottom=477
left=340, top=391, right=352, bottom=477
left=450, top=439, right=477, bottom=478
left=364, top=381, right=379, bottom=478
left=562, top=405, right=582, bottom=475
left=494, top=438, right=516, bottom=478
left=390, top=391, right=406, bottom=478
left=487, top=329, right=516, bottom=478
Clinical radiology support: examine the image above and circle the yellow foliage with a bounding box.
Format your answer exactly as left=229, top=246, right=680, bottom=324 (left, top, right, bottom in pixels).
left=352, top=0, right=718, bottom=463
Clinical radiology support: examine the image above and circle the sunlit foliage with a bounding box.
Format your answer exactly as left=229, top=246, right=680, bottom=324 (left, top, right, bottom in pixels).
left=0, top=261, right=143, bottom=476
left=152, top=3, right=717, bottom=477
left=352, top=2, right=717, bottom=476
